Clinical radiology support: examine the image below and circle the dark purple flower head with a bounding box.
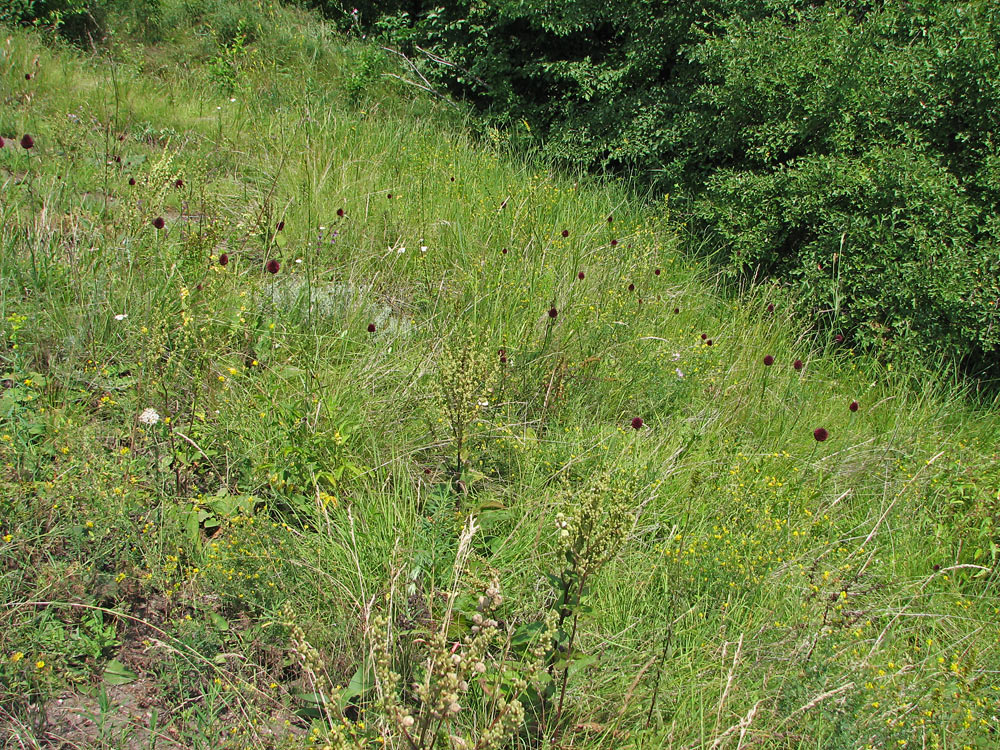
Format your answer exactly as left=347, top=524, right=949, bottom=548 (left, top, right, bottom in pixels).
left=548, top=307, right=558, bottom=319
left=174, top=178, right=183, bottom=188
left=152, top=216, right=165, bottom=229
left=701, top=333, right=707, bottom=340
left=610, top=239, right=617, bottom=246
left=767, top=303, right=775, bottom=313
left=834, top=334, right=844, bottom=343
left=0, top=136, right=4, bottom=148
left=25, top=73, right=32, bottom=80
left=276, top=220, right=285, bottom=231
left=628, top=283, right=635, bottom=292
left=387, top=192, right=392, bottom=199
left=849, top=400, right=859, bottom=412
left=673, top=307, right=680, bottom=314
left=114, top=155, right=121, bottom=163
left=631, top=417, right=644, bottom=430
left=450, top=176, right=455, bottom=182
left=706, top=339, right=713, bottom=346
left=128, top=177, right=136, bottom=186
left=219, top=253, right=229, bottom=266
left=20, top=134, right=34, bottom=150
left=577, top=271, right=585, bottom=280
left=813, top=427, right=829, bottom=442
left=607, top=215, right=613, bottom=223
left=793, top=359, right=803, bottom=371
left=266, top=259, right=280, bottom=274
left=337, top=208, right=344, bottom=217
left=499, top=348, right=507, bottom=365
left=654, top=268, right=661, bottom=276
left=561, top=229, right=569, bottom=238
left=367, top=323, right=376, bottom=333
left=501, top=247, right=508, bottom=254
left=763, top=355, right=774, bottom=366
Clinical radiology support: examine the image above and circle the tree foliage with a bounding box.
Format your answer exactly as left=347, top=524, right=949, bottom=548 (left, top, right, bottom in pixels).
left=321, top=0, right=1000, bottom=373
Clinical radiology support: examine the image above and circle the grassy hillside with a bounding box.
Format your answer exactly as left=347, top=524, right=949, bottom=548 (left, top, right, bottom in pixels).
left=2, top=4, right=999, bottom=748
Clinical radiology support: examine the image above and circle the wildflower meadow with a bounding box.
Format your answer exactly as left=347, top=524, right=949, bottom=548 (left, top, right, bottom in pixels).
left=1, top=3, right=999, bottom=748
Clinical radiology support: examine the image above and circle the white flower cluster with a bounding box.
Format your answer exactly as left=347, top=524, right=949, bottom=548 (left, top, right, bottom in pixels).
left=138, top=408, right=160, bottom=426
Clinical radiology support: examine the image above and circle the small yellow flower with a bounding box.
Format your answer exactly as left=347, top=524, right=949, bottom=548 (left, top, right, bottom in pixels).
left=85, top=520, right=94, bottom=529
left=2, top=534, right=11, bottom=543
left=11, top=652, right=23, bottom=663
left=35, top=660, right=45, bottom=670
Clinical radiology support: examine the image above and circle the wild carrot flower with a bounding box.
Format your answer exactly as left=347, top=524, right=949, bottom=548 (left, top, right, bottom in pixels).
left=849, top=400, right=859, bottom=412
left=763, top=355, right=774, bottom=366
left=138, top=408, right=160, bottom=426
left=631, top=417, right=643, bottom=429
left=793, top=359, right=803, bottom=371
left=266, top=259, right=280, bottom=274
left=813, top=427, right=829, bottom=442
left=20, top=134, right=34, bottom=149
left=152, top=217, right=165, bottom=229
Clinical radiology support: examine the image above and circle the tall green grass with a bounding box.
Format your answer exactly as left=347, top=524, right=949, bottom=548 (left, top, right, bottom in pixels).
left=1, top=3, right=998, bottom=748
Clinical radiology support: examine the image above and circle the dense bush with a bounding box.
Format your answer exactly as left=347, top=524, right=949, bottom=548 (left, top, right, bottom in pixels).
left=315, top=0, right=1000, bottom=373
left=1, top=0, right=161, bottom=44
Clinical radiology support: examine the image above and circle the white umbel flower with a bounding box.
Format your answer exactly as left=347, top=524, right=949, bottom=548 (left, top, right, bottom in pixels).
left=138, top=408, right=160, bottom=426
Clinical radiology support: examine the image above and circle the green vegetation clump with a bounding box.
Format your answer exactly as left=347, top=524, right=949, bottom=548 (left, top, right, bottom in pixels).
left=346, top=0, right=1000, bottom=372
left=2, top=3, right=1000, bottom=749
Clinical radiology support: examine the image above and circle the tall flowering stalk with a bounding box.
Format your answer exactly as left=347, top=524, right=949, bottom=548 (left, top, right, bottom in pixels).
left=436, top=341, right=497, bottom=474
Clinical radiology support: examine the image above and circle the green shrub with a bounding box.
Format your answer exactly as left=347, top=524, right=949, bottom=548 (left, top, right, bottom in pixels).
left=326, top=0, right=1000, bottom=373
left=1, top=0, right=162, bottom=44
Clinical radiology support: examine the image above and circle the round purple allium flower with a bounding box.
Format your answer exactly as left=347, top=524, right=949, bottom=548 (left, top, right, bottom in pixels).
left=631, top=417, right=644, bottom=430
left=367, top=323, right=376, bottom=333
left=20, top=134, right=34, bottom=150
left=763, top=355, right=774, bottom=366
left=849, top=400, right=859, bottom=412
left=813, top=427, right=829, bottom=442
left=561, top=229, right=569, bottom=238
left=793, top=359, right=803, bottom=371
left=266, top=259, right=280, bottom=274
left=152, top=217, right=165, bottom=230
left=219, top=253, right=229, bottom=266
left=548, top=307, right=558, bottom=319
left=577, top=271, right=585, bottom=280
